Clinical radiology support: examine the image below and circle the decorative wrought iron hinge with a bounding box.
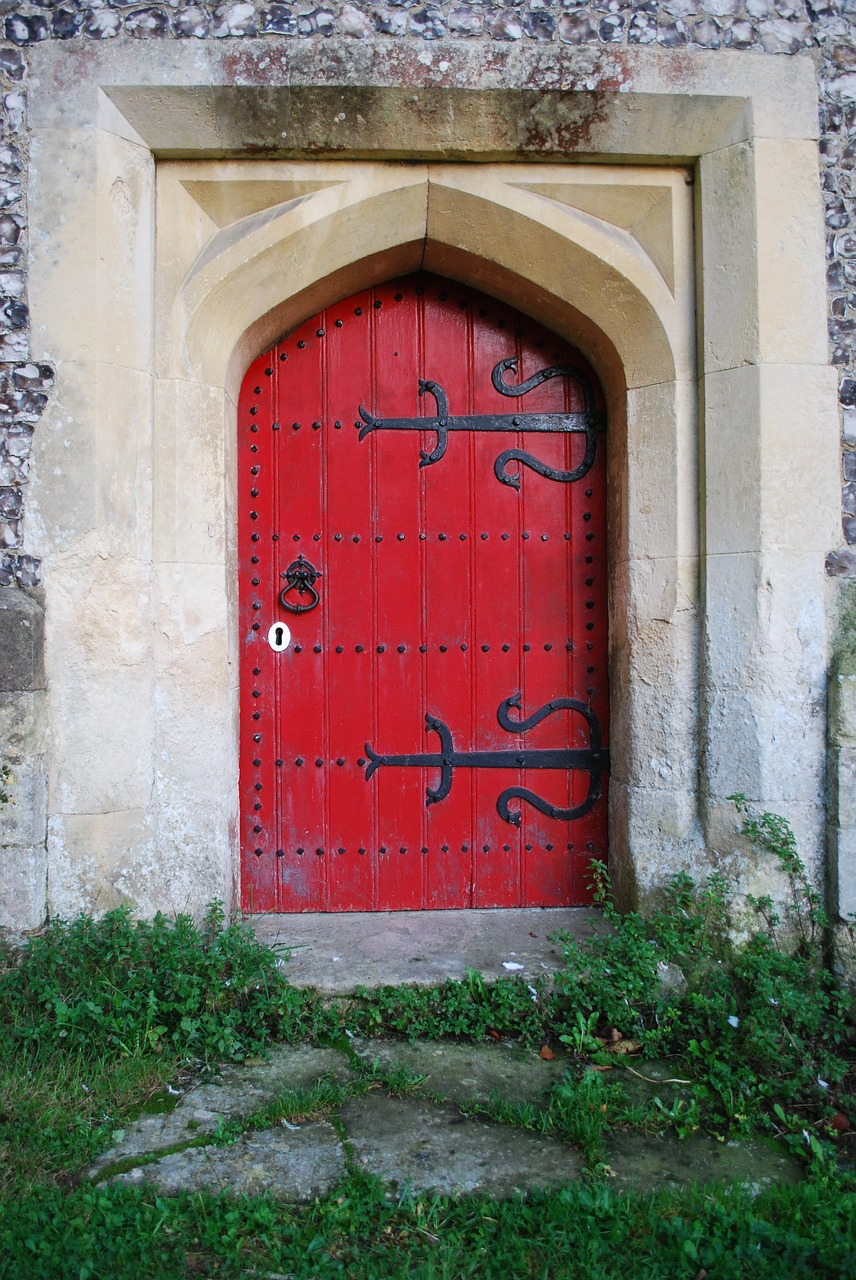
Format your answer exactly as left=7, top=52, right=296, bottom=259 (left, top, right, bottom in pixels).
left=358, top=358, right=605, bottom=488
left=364, top=692, right=608, bottom=824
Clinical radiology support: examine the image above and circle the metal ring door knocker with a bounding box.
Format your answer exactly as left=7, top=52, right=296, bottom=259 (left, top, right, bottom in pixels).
left=279, top=554, right=322, bottom=613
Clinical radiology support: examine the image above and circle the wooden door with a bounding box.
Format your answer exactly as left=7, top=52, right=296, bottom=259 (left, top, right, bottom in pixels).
left=239, top=274, right=608, bottom=912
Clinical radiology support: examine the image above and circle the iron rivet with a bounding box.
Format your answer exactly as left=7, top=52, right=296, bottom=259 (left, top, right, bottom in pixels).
left=254, top=825, right=262, bottom=833
left=273, top=534, right=279, bottom=542
left=334, top=420, right=342, bottom=429
left=254, top=848, right=263, bottom=857
left=253, top=758, right=261, bottom=766
left=502, top=644, right=510, bottom=652
left=541, top=534, right=548, bottom=542
left=586, top=642, right=594, bottom=651
left=252, top=602, right=261, bottom=610
left=353, top=535, right=360, bottom=543
left=297, top=340, right=305, bottom=348
left=395, top=293, right=403, bottom=301
left=252, top=577, right=260, bottom=586
left=253, top=733, right=262, bottom=742
left=586, top=601, right=595, bottom=609
left=272, top=422, right=280, bottom=431
left=297, top=847, right=305, bottom=855
left=253, top=688, right=261, bottom=698
left=313, top=533, right=321, bottom=542
left=483, top=845, right=489, bottom=853
left=586, top=622, right=594, bottom=631
left=439, top=533, right=447, bottom=541
left=544, top=643, right=552, bottom=651
left=460, top=533, right=467, bottom=541
left=276, top=849, right=284, bottom=858
left=314, top=645, right=322, bottom=653
left=482, top=644, right=490, bottom=652
left=251, top=489, right=259, bottom=498
left=583, top=512, right=592, bottom=522
left=338, top=847, right=345, bottom=854
left=279, top=353, right=287, bottom=362
left=440, top=644, right=447, bottom=652
left=566, top=642, right=574, bottom=652
left=481, top=532, right=488, bottom=540
left=316, top=329, right=324, bottom=338
left=586, top=577, right=594, bottom=586
left=251, top=556, right=259, bottom=564
left=419, top=533, right=426, bottom=540
left=398, top=533, right=405, bottom=541
left=374, top=300, right=382, bottom=309
left=335, top=318, right=343, bottom=327
left=512, top=417, right=519, bottom=427
left=588, top=687, right=595, bottom=696
left=376, top=535, right=383, bottom=543
left=359, top=847, right=366, bottom=855
left=293, top=534, right=300, bottom=541
left=378, top=644, right=385, bottom=653
left=336, top=645, right=344, bottom=653
left=250, top=512, right=258, bottom=520
left=462, top=844, right=469, bottom=852
left=421, top=846, right=428, bottom=854
left=315, top=759, right=323, bottom=767
left=276, top=759, right=283, bottom=767
left=251, top=533, right=259, bottom=542
left=585, top=488, right=592, bottom=497
left=358, top=758, right=366, bottom=766
left=400, top=846, right=406, bottom=854
left=398, top=644, right=406, bottom=653
left=250, top=407, right=258, bottom=416
left=567, top=843, right=574, bottom=852
left=254, top=803, right=261, bottom=811
left=442, top=844, right=449, bottom=853
left=292, top=422, right=300, bottom=431
left=251, top=623, right=260, bottom=631
left=250, top=446, right=258, bottom=453
left=251, top=466, right=260, bottom=475
left=356, top=644, right=364, bottom=653
left=380, top=845, right=387, bottom=854
left=502, top=533, right=509, bottom=540
left=585, top=555, right=593, bottom=564
left=254, top=386, right=262, bottom=394
left=294, top=644, right=302, bottom=653
left=525, top=844, right=533, bottom=852
left=419, top=644, right=427, bottom=653
left=587, top=665, right=595, bottom=674
left=337, top=758, right=345, bottom=766
left=564, top=533, right=571, bottom=541
left=253, top=667, right=261, bottom=676
left=254, top=783, right=263, bottom=792
left=355, top=307, right=363, bottom=315
left=461, top=643, right=468, bottom=651
left=265, top=367, right=272, bottom=375
left=313, top=421, right=321, bottom=430
left=296, top=757, right=304, bottom=766
left=587, top=842, right=594, bottom=852
left=503, top=844, right=510, bottom=852
left=252, top=712, right=261, bottom=720
left=335, top=533, right=343, bottom=541
left=586, top=532, right=594, bottom=542
left=522, top=532, right=530, bottom=540
left=316, top=848, right=324, bottom=856
left=523, top=643, right=531, bottom=652
left=517, top=755, right=524, bottom=764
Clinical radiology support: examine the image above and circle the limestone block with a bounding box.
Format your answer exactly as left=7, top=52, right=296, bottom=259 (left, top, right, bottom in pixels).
left=47, top=808, right=154, bottom=919
left=698, top=142, right=759, bottom=375
left=0, top=843, right=46, bottom=932
left=0, top=758, right=46, bottom=848
left=0, top=590, right=44, bottom=692
left=831, top=673, right=856, bottom=744
left=0, top=690, right=46, bottom=761
left=623, top=379, right=698, bottom=565
left=154, top=380, right=228, bottom=567
left=28, top=127, right=99, bottom=363
left=46, top=554, right=155, bottom=813
left=95, top=128, right=155, bottom=373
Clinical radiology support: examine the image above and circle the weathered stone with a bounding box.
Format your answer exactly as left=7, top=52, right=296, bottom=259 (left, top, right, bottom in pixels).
left=658, top=17, right=688, bottom=43
left=486, top=7, right=523, bottom=36
left=557, top=9, right=596, bottom=37
left=409, top=5, right=445, bottom=35
left=5, top=12, right=49, bottom=43
left=124, top=6, right=170, bottom=34
left=52, top=7, right=82, bottom=36
left=350, top=1039, right=570, bottom=1106
left=447, top=6, right=482, bottom=32
left=827, top=546, right=856, bottom=575
left=342, top=1095, right=583, bottom=1197
left=628, top=10, right=658, bottom=40
left=82, top=7, right=122, bottom=34
left=297, top=6, right=333, bottom=31
left=0, top=588, right=44, bottom=692
left=598, top=11, right=624, bottom=37
left=605, top=1131, right=803, bottom=1194
left=0, top=48, right=24, bottom=79
left=726, top=17, right=758, bottom=44
left=759, top=16, right=811, bottom=50
left=339, top=1, right=370, bottom=34
left=690, top=15, right=721, bottom=43
left=373, top=6, right=407, bottom=33
left=522, top=8, right=554, bottom=36
left=259, top=2, right=293, bottom=31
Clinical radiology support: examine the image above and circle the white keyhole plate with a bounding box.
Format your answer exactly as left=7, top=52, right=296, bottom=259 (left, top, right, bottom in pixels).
left=267, top=621, right=291, bottom=652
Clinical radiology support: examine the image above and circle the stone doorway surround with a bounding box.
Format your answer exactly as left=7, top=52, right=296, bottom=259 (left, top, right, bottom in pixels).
left=16, top=40, right=839, bottom=927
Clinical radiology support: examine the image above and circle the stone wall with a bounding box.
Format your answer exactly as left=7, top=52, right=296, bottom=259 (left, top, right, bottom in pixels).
left=0, top=9, right=850, bottom=932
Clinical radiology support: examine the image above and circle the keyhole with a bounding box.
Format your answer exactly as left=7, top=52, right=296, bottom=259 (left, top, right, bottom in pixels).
left=267, top=620, right=292, bottom=652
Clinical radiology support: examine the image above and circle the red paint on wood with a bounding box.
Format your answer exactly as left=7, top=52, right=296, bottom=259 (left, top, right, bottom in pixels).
left=239, top=274, right=609, bottom=912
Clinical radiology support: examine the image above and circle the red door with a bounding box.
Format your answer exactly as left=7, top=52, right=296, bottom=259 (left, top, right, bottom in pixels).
left=239, top=275, right=608, bottom=912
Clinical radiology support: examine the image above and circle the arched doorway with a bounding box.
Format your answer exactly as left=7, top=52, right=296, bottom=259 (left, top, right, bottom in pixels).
left=238, top=273, right=609, bottom=912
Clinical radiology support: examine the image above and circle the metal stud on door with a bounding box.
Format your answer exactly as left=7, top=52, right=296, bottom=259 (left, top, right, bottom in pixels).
left=238, top=274, right=609, bottom=913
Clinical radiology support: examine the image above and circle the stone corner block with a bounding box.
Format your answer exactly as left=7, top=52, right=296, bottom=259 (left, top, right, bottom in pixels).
left=0, top=843, right=47, bottom=932
left=0, top=590, right=45, bottom=692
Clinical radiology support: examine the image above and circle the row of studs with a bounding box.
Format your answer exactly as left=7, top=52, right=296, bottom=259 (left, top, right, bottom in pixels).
left=253, top=839, right=599, bottom=858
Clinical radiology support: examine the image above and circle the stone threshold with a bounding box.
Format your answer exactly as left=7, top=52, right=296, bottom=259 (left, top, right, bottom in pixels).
left=248, top=907, right=602, bottom=993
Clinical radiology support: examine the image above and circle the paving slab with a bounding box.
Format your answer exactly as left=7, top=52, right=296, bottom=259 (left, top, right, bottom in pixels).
left=605, top=1130, right=804, bottom=1195
left=105, top=1124, right=345, bottom=1200
left=252, top=907, right=600, bottom=993
left=340, top=1095, right=583, bottom=1197
left=352, top=1038, right=571, bottom=1106
left=87, top=1044, right=354, bottom=1176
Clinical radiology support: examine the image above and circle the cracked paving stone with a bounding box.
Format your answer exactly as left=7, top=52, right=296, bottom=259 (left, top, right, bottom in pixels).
left=605, top=1130, right=803, bottom=1195
left=351, top=1038, right=569, bottom=1107
left=104, top=1123, right=345, bottom=1200
left=87, top=1044, right=353, bottom=1176
left=341, top=1095, right=583, bottom=1197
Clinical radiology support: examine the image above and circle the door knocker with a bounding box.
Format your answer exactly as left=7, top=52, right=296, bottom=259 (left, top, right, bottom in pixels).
left=279, top=554, right=322, bottom=613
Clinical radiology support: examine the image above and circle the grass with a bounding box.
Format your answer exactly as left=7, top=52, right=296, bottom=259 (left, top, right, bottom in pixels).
left=0, top=799, right=855, bottom=1277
